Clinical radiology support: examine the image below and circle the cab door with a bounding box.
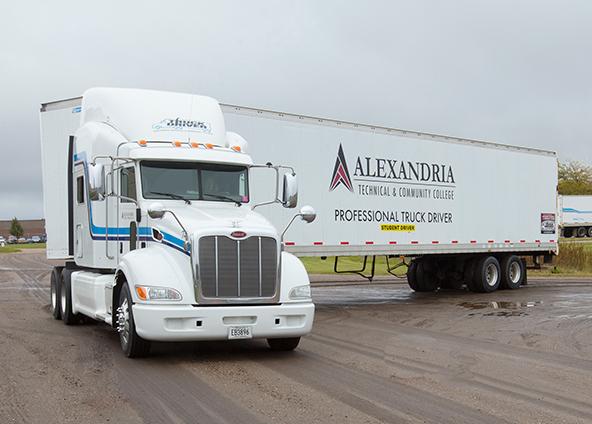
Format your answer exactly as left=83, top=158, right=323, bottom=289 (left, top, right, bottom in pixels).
left=117, top=165, right=139, bottom=261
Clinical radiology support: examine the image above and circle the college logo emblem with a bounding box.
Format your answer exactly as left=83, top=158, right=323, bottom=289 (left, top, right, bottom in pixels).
left=329, top=143, right=353, bottom=192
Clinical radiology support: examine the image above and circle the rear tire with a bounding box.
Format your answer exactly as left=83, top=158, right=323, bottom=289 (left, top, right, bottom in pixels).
left=471, top=256, right=501, bottom=293
left=577, top=227, right=587, bottom=238
left=406, top=261, right=420, bottom=291
left=414, top=260, right=438, bottom=292
left=60, top=269, right=78, bottom=325
left=500, top=255, right=524, bottom=290
left=50, top=267, right=63, bottom=320
left=267, top=337, right=301, bottom=351
left=117, top=283, right=151, bottom=358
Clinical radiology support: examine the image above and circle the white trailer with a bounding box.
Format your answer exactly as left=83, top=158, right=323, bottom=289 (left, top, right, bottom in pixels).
left=221, top=103, right=559, bottom=292
left=40, top=88, right=317, bottom=357
left=558, top=195, right=592, bottom=238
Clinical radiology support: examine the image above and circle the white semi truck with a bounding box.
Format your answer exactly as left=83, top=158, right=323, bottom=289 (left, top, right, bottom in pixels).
left=40, top=88, right=317, bottom=357
left=558, top=195, right=592, bottom=238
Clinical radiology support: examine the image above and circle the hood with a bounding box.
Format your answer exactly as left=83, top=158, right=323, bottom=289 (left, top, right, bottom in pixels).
left=147, top=202, right=278, bottom=242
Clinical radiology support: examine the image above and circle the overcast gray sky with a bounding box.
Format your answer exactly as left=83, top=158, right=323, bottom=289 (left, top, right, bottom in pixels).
left=1, top=0, right=591, bottom=219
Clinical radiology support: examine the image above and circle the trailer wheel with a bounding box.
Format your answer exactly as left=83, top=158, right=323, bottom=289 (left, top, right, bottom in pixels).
left=576, top=227, right=587, bottom=238
left=117, top=283, right=151, bottom=358
left=415, top=260, right=438, bottom=292
left=500, top=255, right=524, bottom=290
left=471, top=256, right=501, bottom=293
left=588, top=227, right=592, bottom=238
left=60, top=270, right=78, bottom=325
left=267, top=337, right=301, bottom=351
left=50, top=267, right=63, bottom=320
left=562, top=228, right=573, bottom=238
left=406, top=260, right=420, bottom=291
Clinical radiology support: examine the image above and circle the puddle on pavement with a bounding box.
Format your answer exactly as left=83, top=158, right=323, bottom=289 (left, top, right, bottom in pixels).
left=459, top=300, right=543, bottom=317
left=312, top=285, right=414, bottom=305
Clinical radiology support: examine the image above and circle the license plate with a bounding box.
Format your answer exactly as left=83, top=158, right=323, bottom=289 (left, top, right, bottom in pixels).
left=228, top=326, right=252, bottom=340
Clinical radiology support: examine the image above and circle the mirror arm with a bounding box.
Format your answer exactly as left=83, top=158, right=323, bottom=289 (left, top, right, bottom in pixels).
left=280, top=213, right=302, bottom=242
left=163, top=210, right=190, bottom=249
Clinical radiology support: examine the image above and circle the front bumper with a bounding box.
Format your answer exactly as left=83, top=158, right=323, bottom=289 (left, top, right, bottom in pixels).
left=132, top=302, right=315, bottom=342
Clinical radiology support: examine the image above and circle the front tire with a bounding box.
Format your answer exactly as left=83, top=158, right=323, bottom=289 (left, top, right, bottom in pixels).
left=117, top=283, right=151, bottom=358
left=267, top=337, right=301, bottom=351
left=50, top=267, right=63, bottom=320
left=471, top=256, right=501, bottom=293
left=500, top=255, right=525, bottom=290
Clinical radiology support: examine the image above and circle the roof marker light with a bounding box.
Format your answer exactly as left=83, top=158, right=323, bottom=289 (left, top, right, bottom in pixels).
left=190, top=142, right=200, bottom=148
left=205, top=143, right=214, bottom=149
left=172, top=140, right=182, bottom=147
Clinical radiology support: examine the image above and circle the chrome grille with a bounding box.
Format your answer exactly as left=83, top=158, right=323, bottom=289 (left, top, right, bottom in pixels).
left=198, top=235, right=278, bottom=299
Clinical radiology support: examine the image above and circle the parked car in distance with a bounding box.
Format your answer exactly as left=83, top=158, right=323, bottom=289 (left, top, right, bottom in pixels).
left=31, top=236, right=41, bottom=243
left=17, top=238, right=27, bottom=244
left=8, top=236, right=17, bottom=244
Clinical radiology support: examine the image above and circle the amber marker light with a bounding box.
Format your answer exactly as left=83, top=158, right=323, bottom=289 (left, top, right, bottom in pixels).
left=190, top=142, right=200, bottom=148
left=205, top=143, right=214, bottom=149
left=231, top=145, right=241, bottom=152
left=135, top=286, right=148, bottom=300
left=172, top=140, right=182, bottom=147
left=138, top=139, right=148, bottom=146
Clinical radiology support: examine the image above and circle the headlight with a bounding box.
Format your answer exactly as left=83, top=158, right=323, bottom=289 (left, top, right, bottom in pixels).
left=135, top=285, right=182, bottom=301
left=289, top=284, right=311, bottom=300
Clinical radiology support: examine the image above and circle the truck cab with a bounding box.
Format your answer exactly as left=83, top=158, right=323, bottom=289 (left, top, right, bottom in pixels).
left=41, top=88, right=316, bottom=357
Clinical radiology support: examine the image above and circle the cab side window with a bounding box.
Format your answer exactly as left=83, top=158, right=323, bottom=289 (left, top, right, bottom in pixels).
left=120, top=167, right=137, bottom=202
left=76, top=176, right=85, bottom=204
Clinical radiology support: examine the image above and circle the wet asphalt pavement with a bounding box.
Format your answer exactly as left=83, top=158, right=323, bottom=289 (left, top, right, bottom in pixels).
left=1, top=250, right=592, bottom=423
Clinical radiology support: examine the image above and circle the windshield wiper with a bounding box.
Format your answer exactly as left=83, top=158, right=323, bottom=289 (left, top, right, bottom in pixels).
left=148, top=191, right=192, bottom=205
left=202, top=193, right=242, bottom=206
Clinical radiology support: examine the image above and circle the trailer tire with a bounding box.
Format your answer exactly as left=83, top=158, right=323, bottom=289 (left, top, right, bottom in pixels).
left=471, top=256, right=501, bottom=293
left=415, top=260, right=438, bottom=292
left=406, top=260, right=420, bottom=291
left=562, top=228, right=572, bottom=238
left=60, top=269, right=78, bottom=325
left=117, top=283, right=151, bottom=358
left=500, top=255, right=524, bottom=290
left=50, top=267, right=63, bottom=320
left=267, top=337, right=301, bottom=351
left=588, top=227, right=592, bottom=238
left=576, top=227, right=587, bottom=238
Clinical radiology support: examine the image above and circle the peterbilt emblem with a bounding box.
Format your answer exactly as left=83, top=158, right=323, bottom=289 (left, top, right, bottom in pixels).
left=231, top=231, right=247, bottom=238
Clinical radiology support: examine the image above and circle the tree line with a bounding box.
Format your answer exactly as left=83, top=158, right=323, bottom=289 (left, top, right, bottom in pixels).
left=558, top=161, right=592, bottom=195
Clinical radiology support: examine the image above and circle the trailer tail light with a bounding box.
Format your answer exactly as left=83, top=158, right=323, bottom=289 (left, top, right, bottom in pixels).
left=340, top=241, right=349, bottom=245
left=313, top=241, right=323, bottom=245
left=172, top=140, right=182, bottom=147
left=451, top=240, right=458, bottom=244
left=284, top=241, right=295, bottom=246
left=138, top=139, right=148, bottom=146
left=365, top=241, right=374, bottom=245
left=389, top=241, right=397, bottom=245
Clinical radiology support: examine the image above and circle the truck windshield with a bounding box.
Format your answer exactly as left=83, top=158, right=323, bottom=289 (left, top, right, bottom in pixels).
left=140, top=161, right=249, bottom=204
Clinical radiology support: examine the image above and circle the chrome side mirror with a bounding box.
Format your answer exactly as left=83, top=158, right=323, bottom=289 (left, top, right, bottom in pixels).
left=147, top=202, right=166, bottom=219
left=282, top=172, right=298, bottom=208
left=88, top=163, right=105, bottom=201
left=299, top=205, right=316, bottom=223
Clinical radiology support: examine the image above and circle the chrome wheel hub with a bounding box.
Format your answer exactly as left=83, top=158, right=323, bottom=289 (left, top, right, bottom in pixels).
left=509, top=261, right=521, bottom=283
left=486, top=263, right=499, bottom=287
left=116, top=298, right=130, bottom=347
